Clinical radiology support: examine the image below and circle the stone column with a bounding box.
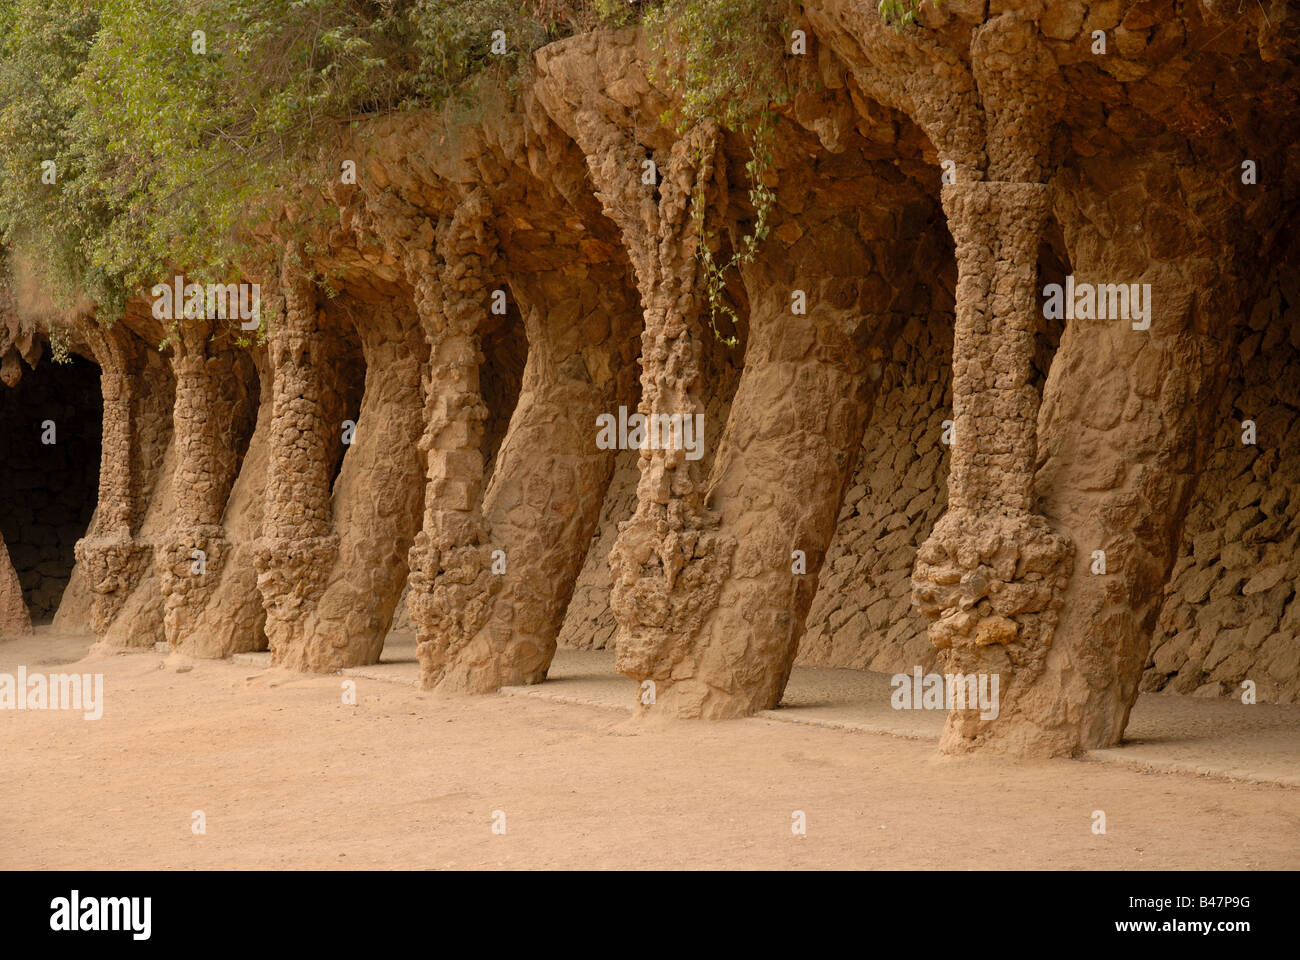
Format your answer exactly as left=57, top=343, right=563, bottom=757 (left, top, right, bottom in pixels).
left=534, top=41, right=737, bottom=711
left=585, top=123, right=737, bottom=716
left=353, top=171, right=639, bottom=692
left=174, top=345, right=272, bottom=657
left=74, top=323, right=153, bottom=639
left=1033, top=163, right=1245, bottom=752
left=252, top=262, right=340, bottom=667
left=677, top=227, right=885, bottom=717
left=907, top=13, right=1075, bottom=755
left=402, top=192, right=500, bottom=690
left=444, top=266, right=638, bottom=691
left=911, top=181, right=1074, bottom=754
left=156, top=319, right=253, bottom=651
left=289, top=299, right=426, bottom=670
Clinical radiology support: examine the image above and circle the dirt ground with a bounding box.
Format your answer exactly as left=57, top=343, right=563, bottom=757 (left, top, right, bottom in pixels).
left=2, top=630, right=1298, bottom=870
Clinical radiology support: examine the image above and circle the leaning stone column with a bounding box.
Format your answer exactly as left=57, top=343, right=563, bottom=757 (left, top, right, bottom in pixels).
left=401, top=192, right=500, bottom=690
left=74, top=323, right=153, bottom=639
left=289, top=299, right=425, bottom=670
left=252, top=262, right=340, bottom=668
left=156, top=319, right=251, bottom=650
left=439, top=266, right=639, bottom=691
left=1034, top=166, right=1245, bottom=752
left=680, top=228, right=885, bottom=717
left=591, top=124, right=736, bottom=716
left=354, top=178, right=637, bottom=691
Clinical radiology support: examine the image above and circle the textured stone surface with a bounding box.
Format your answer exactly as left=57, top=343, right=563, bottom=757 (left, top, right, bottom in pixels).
left=382, top=189, right=505, bottom=690
left=912, top=181, right=1074, bottom=756
left=252, top=255, right=414, bottom=673
left=70, top=315, right=175, bottom=651
left=557, top=334, right=742, bottom=653
left=172, top=347, right=273, bottom=657
left=536, top=34, right=738, bottom=714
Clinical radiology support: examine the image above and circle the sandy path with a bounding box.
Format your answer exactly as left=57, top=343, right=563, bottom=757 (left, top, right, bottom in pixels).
left=2, top=632, right=1297, bottom=869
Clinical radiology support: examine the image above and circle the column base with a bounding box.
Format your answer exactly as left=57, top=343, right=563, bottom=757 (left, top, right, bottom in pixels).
left=912, top=509, right=1074, bottom=755
left=75, top=532, right=153, bottom=637
left=253, top=534, right=339, bottom=670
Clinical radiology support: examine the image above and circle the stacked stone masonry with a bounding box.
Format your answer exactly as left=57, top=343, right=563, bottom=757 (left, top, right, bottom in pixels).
left=1144, top=257, right=1300, bottom=703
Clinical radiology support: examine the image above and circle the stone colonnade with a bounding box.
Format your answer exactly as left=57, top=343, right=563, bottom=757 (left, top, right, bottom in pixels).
left=10, top=8, right=1285, bottom=760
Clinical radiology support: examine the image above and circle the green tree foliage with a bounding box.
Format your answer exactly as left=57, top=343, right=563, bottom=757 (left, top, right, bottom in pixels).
left=0, top=0, right=600, bottom=317
left=877, top=0, right=921, bottom=31
left=0, top=0, right=860, bottom=326
left=645, top=0, right=792, bottom=133
left=645, top=0, right=795, bottom=345
left=0, top=1, right=102, bottom=307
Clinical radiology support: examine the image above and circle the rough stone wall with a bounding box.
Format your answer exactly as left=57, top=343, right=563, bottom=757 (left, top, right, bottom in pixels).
left=0, top=352, right=101, bottom=620
left=1144, top=257, right=1300, bottom=703
left=554, top=446, right=639, bottom=651
left=799, top=307, right=953, bottom=672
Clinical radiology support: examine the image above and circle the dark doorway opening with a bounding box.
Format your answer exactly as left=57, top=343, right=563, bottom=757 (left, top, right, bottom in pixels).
left=0, top=349, right=102, bottom=621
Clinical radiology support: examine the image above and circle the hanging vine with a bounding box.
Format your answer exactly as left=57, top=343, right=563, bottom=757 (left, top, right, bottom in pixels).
left=646, top=0, right=796, bottom=346
left=690, top=113, right=777, bottom=348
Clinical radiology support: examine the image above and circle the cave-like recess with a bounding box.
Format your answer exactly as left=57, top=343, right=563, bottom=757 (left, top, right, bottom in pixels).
left=0, top=350, right=102, bottom=621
